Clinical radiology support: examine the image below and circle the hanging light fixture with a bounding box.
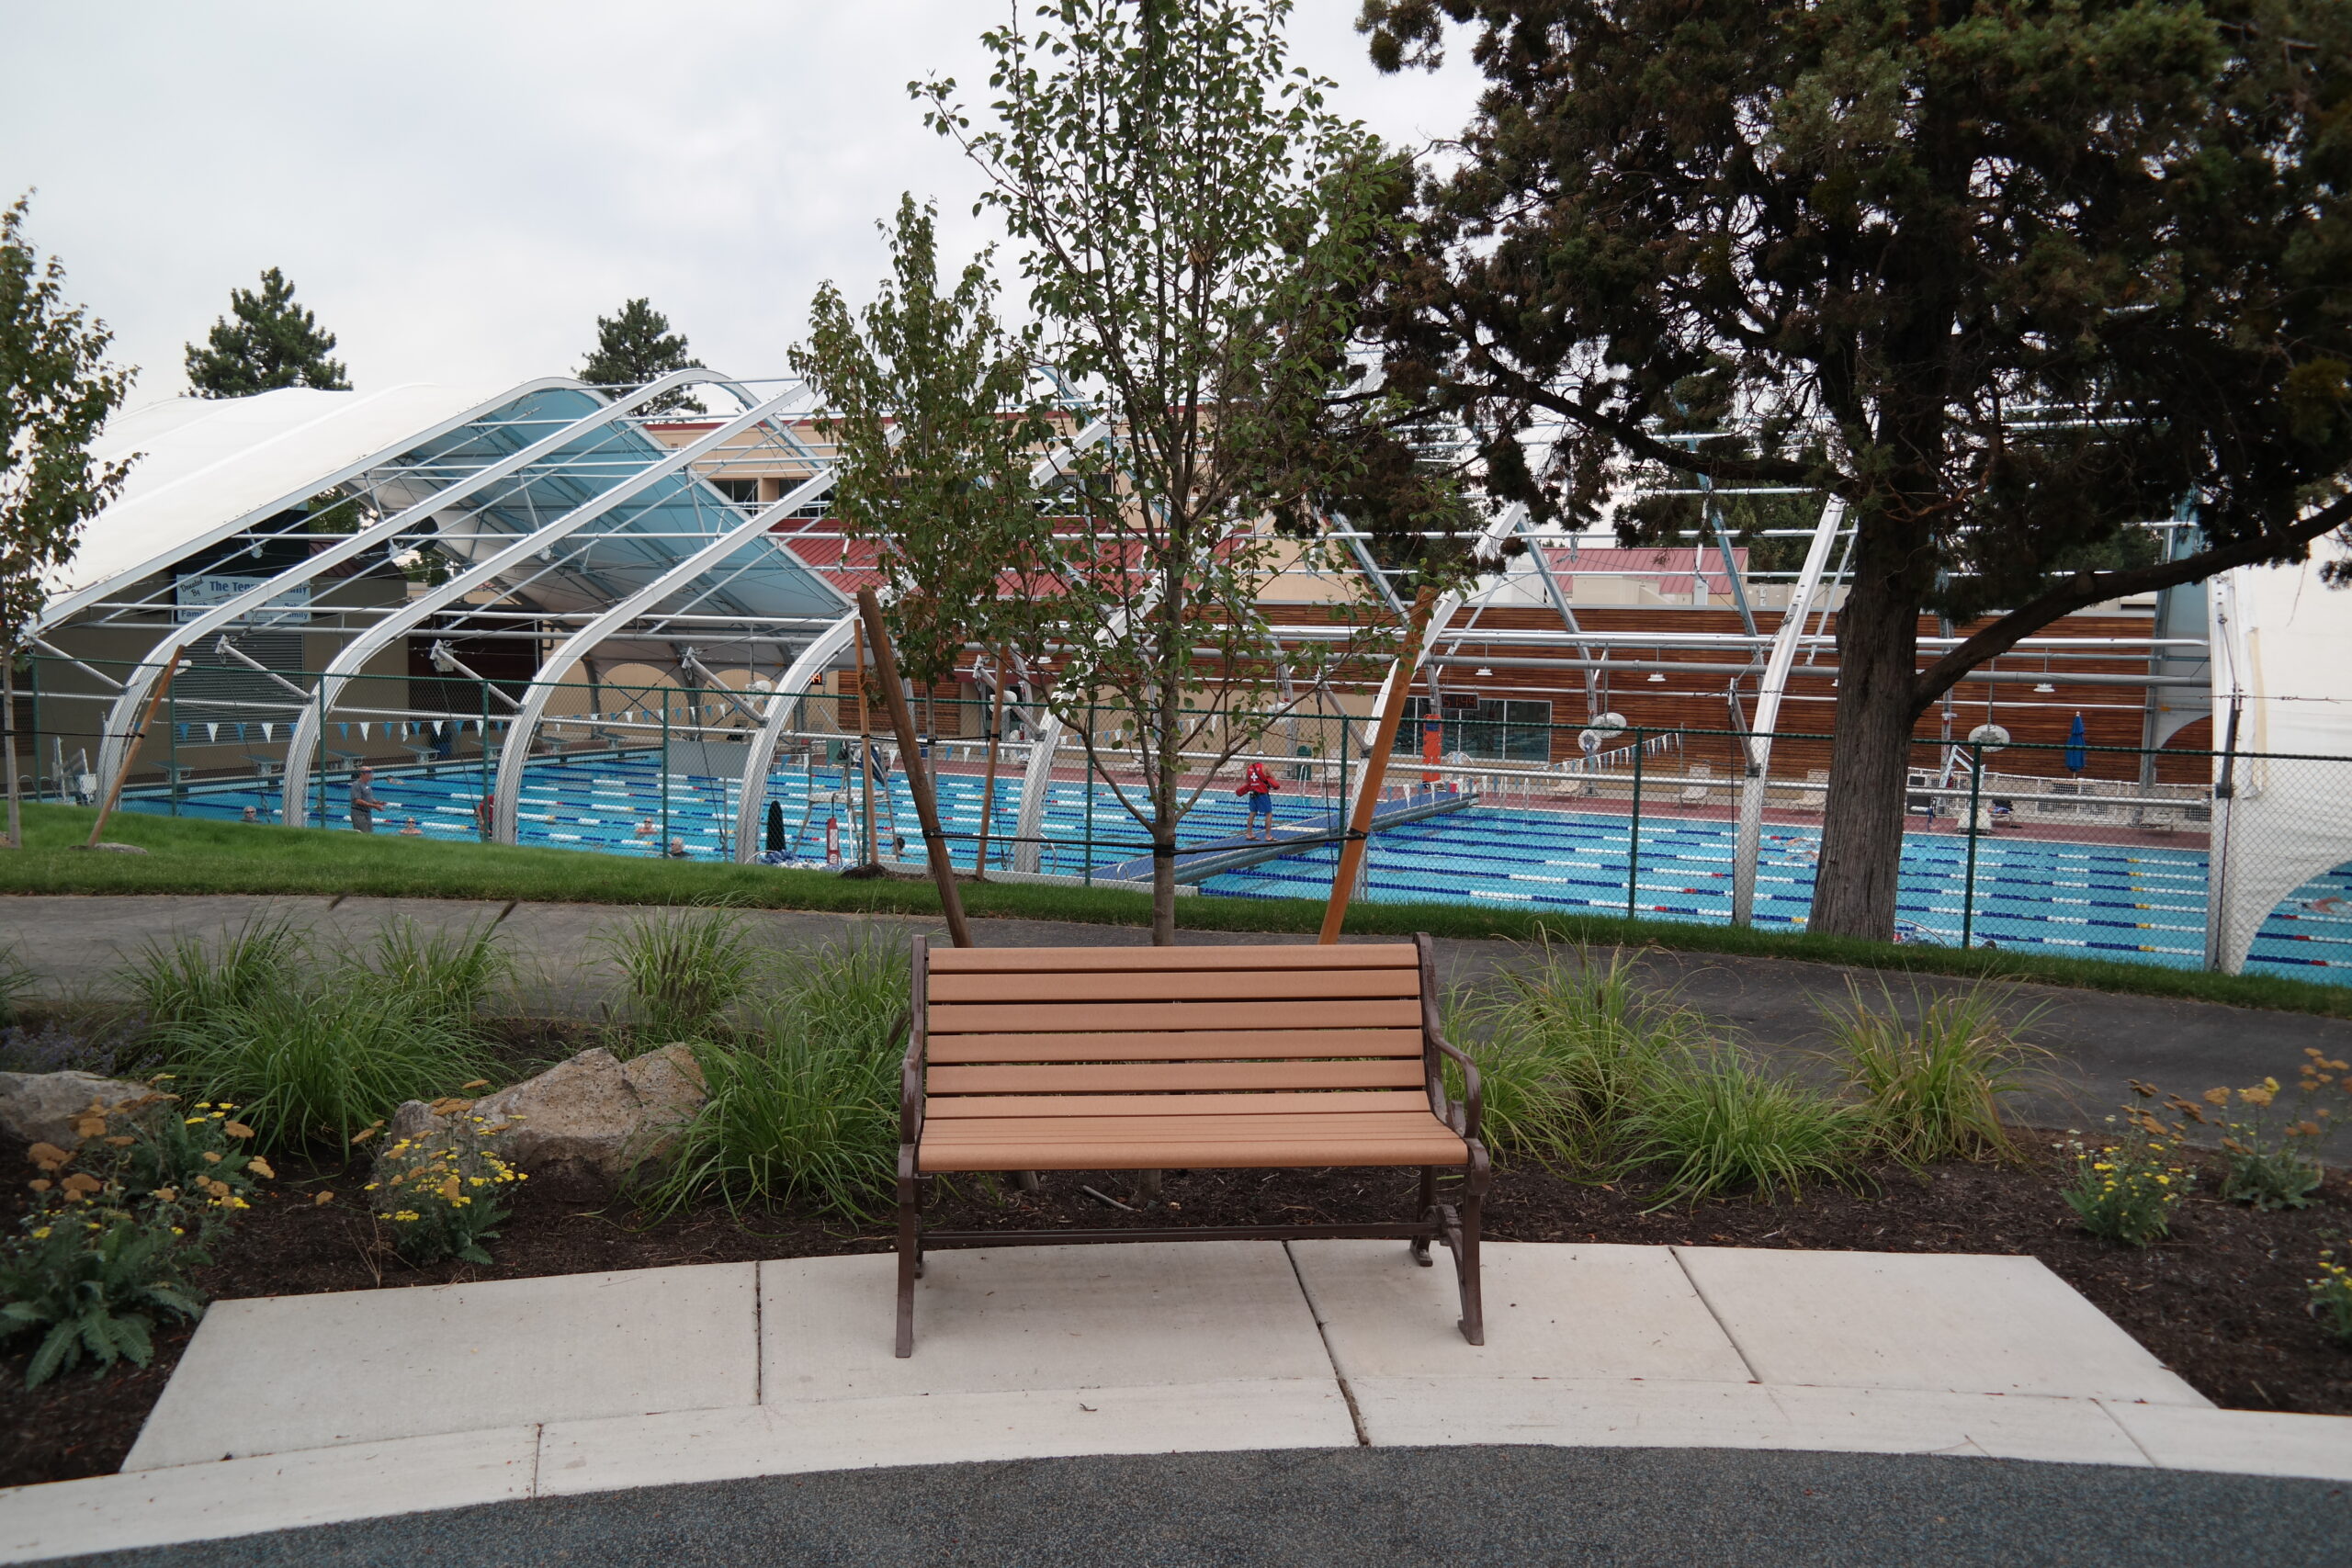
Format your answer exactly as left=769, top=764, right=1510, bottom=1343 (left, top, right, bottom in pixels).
left=2032, top=682, right=2055, bottom=694
left=1475, top=667, right=1492, bottom=677
left=1646, top=672, right=1666, bottom=682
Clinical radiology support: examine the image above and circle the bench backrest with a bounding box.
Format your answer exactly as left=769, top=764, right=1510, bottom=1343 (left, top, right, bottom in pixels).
left=916, top=941, right=1435, bottom=1108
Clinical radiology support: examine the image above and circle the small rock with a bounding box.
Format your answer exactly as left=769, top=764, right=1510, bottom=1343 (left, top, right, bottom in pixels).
left=384, top=1044, right=707, bottom=1183
left=0, top=1071, right=164, bottom=1149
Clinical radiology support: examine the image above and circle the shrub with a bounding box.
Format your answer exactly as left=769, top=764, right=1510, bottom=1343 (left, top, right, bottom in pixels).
left=95, top=1089, right=274, bottom=1203
left=654, top=936, right=907, bottom=1217
left=2062, top=1121, right=2191, bottom=1246
left=2176, top=1052, right=2352, bottom=1212
left=1821, top=980, right=2048, bottom=1167
left=154, top=983, right=492, bottom=1152
left=0, top=1189, right=209, bottom=1387
left=605, top=908, right=762, bottom=1046
left=2312, top=1246, right=2352, bottom=1344
left=1437, top=986, right=1578, bottom=1164
left=122, top=916, right=303, bottom=1029
left=1619, top=1047, right=1865, bottom=1206
left=365, top=1115, right=523, bottom=1266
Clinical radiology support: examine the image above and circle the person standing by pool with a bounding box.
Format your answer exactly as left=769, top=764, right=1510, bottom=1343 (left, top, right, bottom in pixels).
left=348, top=768, right=387, bottom=834
left=1238, top=759, right=1279, bottom=842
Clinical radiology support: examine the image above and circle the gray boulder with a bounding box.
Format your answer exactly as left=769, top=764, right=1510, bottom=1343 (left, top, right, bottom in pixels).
left=381, top=1044, right=707, bottom=1183
left=0, top=1070, right=164, bottom=1149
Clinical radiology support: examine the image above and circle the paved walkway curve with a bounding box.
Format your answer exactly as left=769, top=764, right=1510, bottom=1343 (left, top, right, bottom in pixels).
left=50, top=1447, right=2352, bottom=1568
left=6, top=893, right=2349, bottom=1127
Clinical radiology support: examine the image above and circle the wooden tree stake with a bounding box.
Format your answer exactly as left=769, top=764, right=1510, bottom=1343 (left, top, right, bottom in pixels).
left=858, top=589, right=973, bottom=947
left=1319, top=587, right=1439, bottom=943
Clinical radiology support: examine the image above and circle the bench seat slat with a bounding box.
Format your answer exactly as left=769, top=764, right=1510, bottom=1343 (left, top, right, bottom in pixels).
left=931, top=998, right=1419, bottom=1034
left=926, top=945, right=1419, bottom=974
left=920, top=1112, right=1467, bottom=1172
left=925, top=1060, right=1427, bottom=1094
left=925, top=1090, right=1431, bottom=1120
left=924, top=1028, right=1425, bottom=1065
left=928, top=969, right=1420, bottom=1004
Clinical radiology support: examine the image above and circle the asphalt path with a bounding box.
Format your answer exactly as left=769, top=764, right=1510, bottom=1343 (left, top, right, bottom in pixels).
left=6, top=892, right=2349, bottom=1128
left=50, top=1447, right=2352, bottom=1568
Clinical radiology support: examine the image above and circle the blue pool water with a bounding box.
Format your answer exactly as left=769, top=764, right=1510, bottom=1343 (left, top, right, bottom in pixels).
left=126, top=753, right=2352, bottom=986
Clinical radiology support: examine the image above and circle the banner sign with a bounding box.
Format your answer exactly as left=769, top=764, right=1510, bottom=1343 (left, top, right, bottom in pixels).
left=174, top=574, right=312, bottom=626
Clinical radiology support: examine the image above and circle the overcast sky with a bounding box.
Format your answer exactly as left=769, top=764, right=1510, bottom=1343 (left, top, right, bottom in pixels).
left=0, top=2, right=1483, bottom=408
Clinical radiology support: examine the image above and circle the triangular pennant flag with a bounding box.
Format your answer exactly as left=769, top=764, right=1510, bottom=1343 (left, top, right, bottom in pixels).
left=206, top=724, right=219, bottom=742
left=359, top=723, right=370, bottom=740
left=262, top=723, right=275, bottom=741
left=337, top=723, right=349, bottom=739
left=234, top=723, right=246, bottom=742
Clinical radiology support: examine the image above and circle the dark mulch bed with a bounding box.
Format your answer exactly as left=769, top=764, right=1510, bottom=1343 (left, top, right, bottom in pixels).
left=4, top=1134, right=2348, bottom=1490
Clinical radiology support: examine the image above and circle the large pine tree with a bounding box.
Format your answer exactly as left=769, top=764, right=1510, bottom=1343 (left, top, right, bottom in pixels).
left=184, top=266, right=348, bottom=398
left=577, top=298, right=705, bottom=414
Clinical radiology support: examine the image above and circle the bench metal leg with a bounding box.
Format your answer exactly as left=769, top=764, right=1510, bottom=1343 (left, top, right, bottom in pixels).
left=895, top=1150, right=919, bottom=1358
left=1410, top=1167, right=1436, bottom=1267
left=1453, top=1147, right=1491, bottom=1346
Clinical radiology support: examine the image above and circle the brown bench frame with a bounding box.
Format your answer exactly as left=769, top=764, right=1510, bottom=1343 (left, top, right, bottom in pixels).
left=894, top=933, right=1489, bottom=1357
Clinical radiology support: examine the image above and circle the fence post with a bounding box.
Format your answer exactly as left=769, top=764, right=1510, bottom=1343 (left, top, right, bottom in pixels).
left=1962, top=739, right=1984, bottom=951
left=166, top=682, right=179, bottom=817
left=1082, top=698, right=1095, bottom=886
left=478, top=678, right=490, bottom=840
left=660, top=696, right=672, bottom=853
left=1626, top=728, right=1645, bottom=921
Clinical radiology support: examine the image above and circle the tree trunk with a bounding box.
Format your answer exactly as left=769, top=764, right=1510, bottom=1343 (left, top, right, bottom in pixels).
left=1148, top=577, right=1186, bottom=947
left=1807, top=531, right=1928, bottom=940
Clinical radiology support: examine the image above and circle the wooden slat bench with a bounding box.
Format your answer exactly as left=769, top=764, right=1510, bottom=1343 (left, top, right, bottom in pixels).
left=895, top=935, right=1488, bottom=1356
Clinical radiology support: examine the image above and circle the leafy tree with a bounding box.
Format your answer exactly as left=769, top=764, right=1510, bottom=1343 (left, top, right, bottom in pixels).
left=1357, top=0, right=2352, bottom=940
left=917, top=0, right=1457, bottom=942
left=184, top=265, right=347, bottom=397
left=2, top=197, right=136, bottom=850
left=792, top=195, right=1060, bottom=873
left=578, top=297, right=706, bottom=415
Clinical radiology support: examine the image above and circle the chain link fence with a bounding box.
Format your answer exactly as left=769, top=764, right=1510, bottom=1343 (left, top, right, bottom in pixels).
left=16, top=654, right=2347, bottom=985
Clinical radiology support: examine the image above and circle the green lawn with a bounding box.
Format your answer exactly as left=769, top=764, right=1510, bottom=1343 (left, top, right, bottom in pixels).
left=6, top=802, right=2346, bottom=1019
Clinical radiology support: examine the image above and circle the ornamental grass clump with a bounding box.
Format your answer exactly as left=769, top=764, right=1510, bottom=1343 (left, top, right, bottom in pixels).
left=366, top=1115, right=523, bottom=1266
left=153, top=983, right=492, bottom=1153
left=1821, top=980, right=2047, bottom=1167
left=1453, top=942, right=1707, bottom=1166
left=352, top=918, right=510, bottom=1032
left=605, top=907, right=763, bottom=1048
left=1618, top=1047, right=1866, bottom=1207
left=122, top=916, right=303, bottom=1029
left=2062, top=1117, right=2191, bottom=1247
left=654, top=935, right=907, bottom=1218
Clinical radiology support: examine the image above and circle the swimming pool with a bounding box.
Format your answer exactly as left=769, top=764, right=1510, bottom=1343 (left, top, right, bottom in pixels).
left=126, top=753, right=2352, bottom=986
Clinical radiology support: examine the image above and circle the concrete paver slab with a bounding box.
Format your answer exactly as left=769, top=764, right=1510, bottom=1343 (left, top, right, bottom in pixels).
left=0, top=1425, right=538, bottom=1565
left=760, top=1243, right=1331, bottom=1399
left=2102, top=1402, right=2352, bottom=1481
left=1349, top=1376, right=2153, bottom=1468
left=1673, top=1247, right=2211, bottom=1405
left=1288, top=1239, right=1752, bottom=1382
left=538, top=1378, right=1358, bottom=1496
left=124, top=1264, right=757, bottom=1469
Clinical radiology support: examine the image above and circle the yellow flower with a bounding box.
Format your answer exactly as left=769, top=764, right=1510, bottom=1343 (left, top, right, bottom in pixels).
left=183, top=1116, right=208, bottom=1125
left=29, top=1226, right=51, bottom=1240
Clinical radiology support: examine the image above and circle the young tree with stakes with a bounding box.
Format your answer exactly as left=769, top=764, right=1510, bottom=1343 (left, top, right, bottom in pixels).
left=578, top=298, right=707, bottom=415
left=1355, top=0, right=2352, bottom=942
left=184, top=265, right=347, bottom=397
left=792, top=195, right=1060, bottom=887
left=916, top=0, right=1461, bottom=944
left=2, top=197, right=137, bottom=848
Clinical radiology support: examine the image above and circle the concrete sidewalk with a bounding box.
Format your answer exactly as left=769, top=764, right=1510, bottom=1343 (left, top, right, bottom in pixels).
left=5, top=1240, right=2347, bottom=1562
left=6, top=893, right=2350, bottom=1126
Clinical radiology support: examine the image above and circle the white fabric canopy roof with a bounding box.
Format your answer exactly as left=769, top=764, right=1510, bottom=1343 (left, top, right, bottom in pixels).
left=2208, top=537, right=2352, bottom=973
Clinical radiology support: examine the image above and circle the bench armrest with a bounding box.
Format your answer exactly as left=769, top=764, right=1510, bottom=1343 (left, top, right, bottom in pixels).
left=1430, top=1034, right=1482, bottom=1146
left=895, top=1010, right=922, bottom=1146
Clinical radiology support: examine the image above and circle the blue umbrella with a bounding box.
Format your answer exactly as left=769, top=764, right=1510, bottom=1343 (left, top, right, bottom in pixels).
left=2064, top=712, right=2086, bottom=774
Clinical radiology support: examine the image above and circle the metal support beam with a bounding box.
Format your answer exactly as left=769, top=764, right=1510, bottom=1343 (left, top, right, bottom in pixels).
left=1732, top=496, right=1846, bottom=926
left=281, top=384, right=805, bottom=823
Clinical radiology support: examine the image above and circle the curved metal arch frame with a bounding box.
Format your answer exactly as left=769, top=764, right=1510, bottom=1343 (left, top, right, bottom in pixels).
left=86, top=371, right=723, bottom=790
left=491, top=465, right=849, bottom=843
left=278, top=383, right=808, bottom=824
left=729, top=612, right=865, bottom=863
